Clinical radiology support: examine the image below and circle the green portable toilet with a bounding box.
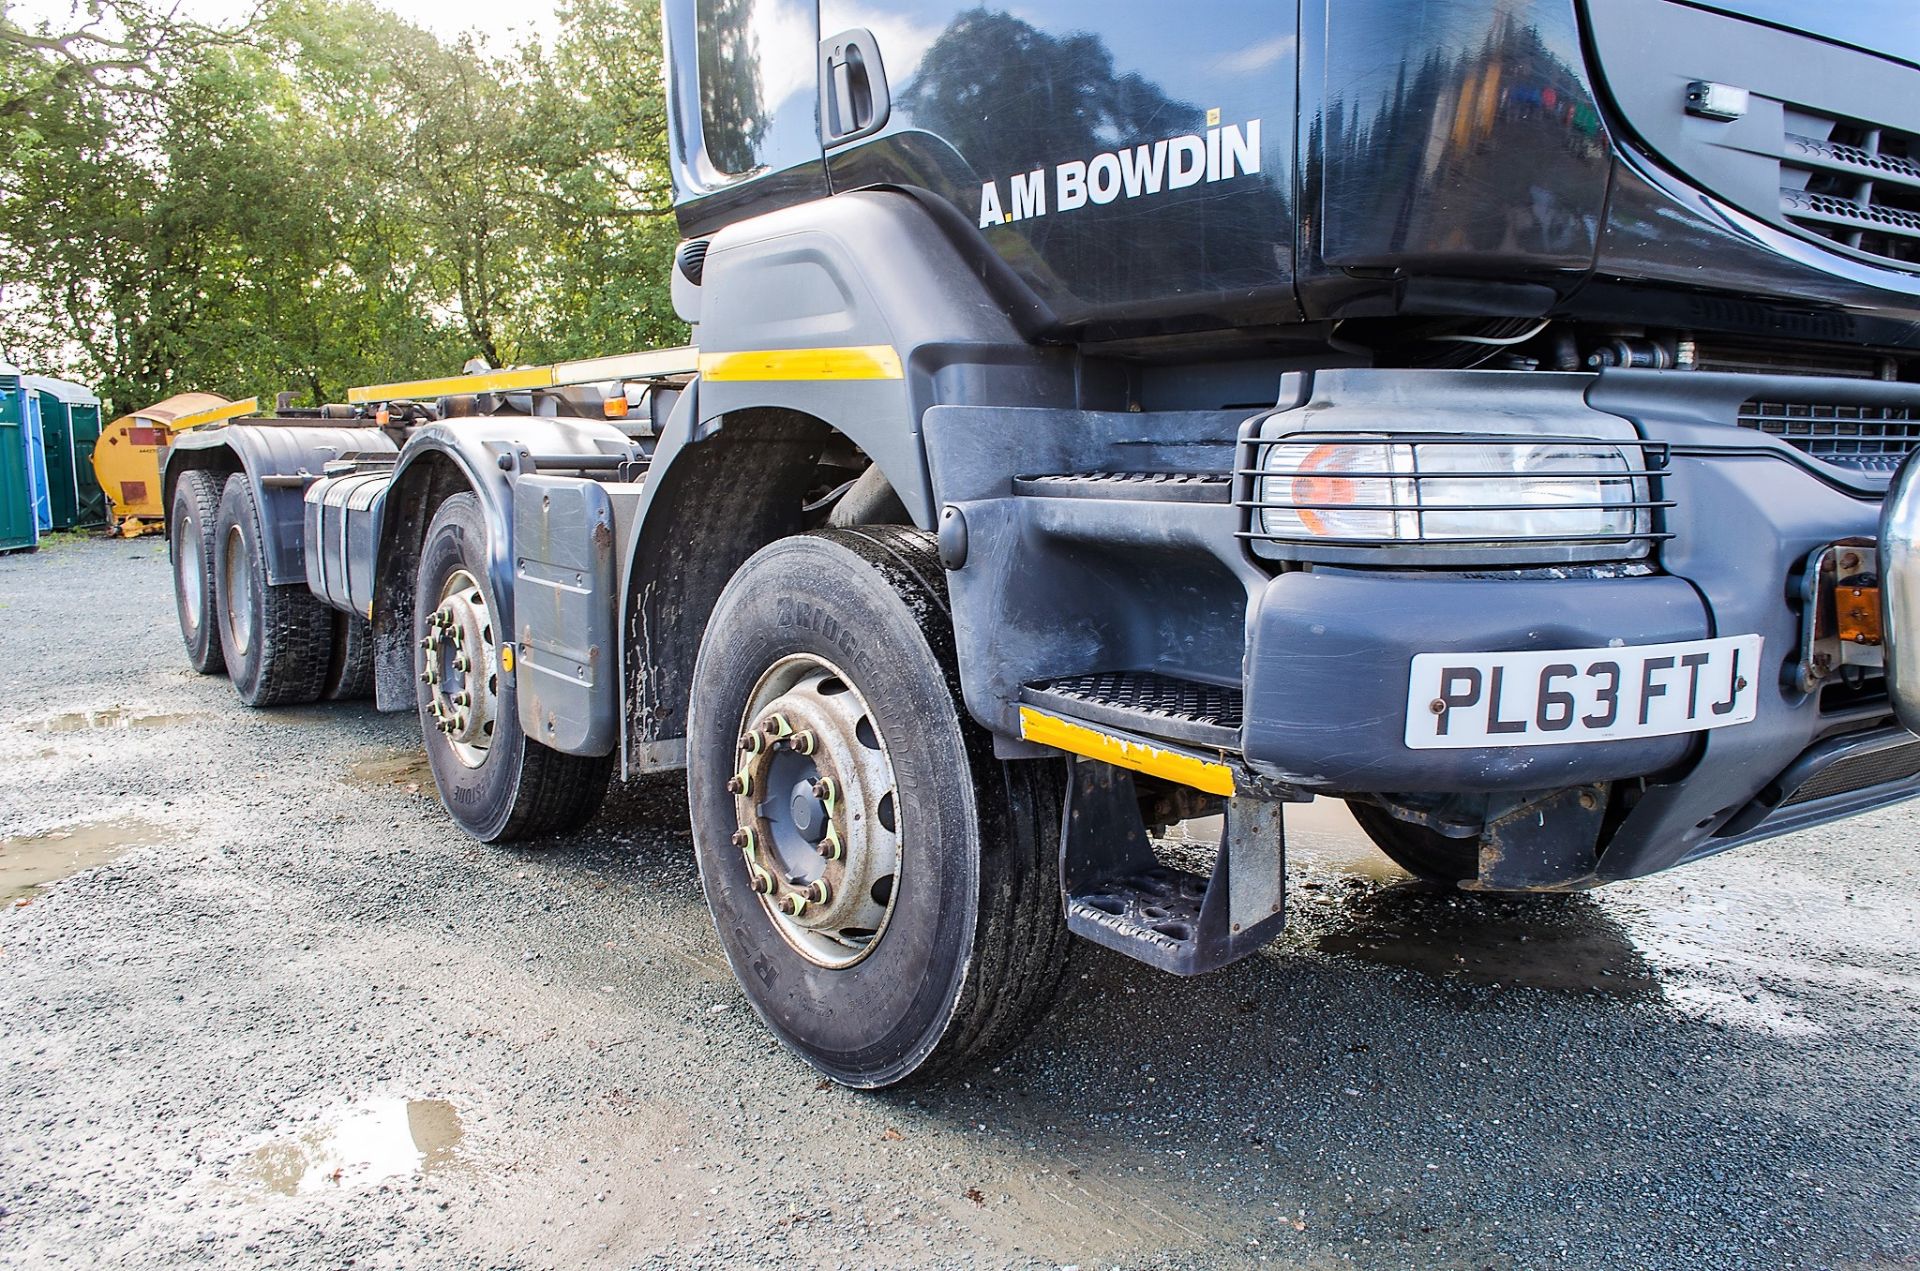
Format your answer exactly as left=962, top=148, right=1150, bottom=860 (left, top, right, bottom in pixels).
left=0, top=361, right=37, bottom=552
left=23, top=375, right=108, bottom=530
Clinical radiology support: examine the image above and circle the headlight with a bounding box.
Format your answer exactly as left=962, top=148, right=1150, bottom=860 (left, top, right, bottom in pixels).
left=1255, top=436, right=1649, bottom=547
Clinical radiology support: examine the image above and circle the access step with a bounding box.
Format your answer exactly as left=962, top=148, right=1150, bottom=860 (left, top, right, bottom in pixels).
left=1013, top=471, right=1232, bottom=503
left=1060, top=759, right=1286, bottom=975
left=1023, top=670, right=1242, bottom=749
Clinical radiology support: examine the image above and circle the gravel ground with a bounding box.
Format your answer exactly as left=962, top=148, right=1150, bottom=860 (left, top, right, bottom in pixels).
left=1, top=536, right=1917, bottom=1270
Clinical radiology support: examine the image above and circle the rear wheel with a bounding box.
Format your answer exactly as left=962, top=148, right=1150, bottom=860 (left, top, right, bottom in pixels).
left=324, top=612, right=375, bottom=701
left=414, top=492, right=611, bottom=842
left=170, top=470, right=225, bottom=675
left=1348, top=801, right=1480, bottom=886
left=687, top=527, right=1070, bottom=1088
left=213, top=474, right=332, bottom=707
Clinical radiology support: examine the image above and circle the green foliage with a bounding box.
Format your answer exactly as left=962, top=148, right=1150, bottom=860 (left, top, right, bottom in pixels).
left=0, top=0, right=686, bottom=416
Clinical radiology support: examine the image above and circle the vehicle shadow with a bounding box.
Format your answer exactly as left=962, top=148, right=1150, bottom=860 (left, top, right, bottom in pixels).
left=529, top=779, right=1902, bottom=1267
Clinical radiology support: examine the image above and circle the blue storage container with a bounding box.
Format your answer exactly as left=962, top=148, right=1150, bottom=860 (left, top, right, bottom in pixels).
left=23, top=385, right=51, bottom=533
left=22, top=375, right=108, bottom=530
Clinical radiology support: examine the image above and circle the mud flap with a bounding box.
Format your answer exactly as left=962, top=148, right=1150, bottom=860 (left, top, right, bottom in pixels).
left=1060, top=758, right=1287, bottom=975
left=1467, top=785, right=1608, bottom=891
left=513, top=475, right=618, bottom=756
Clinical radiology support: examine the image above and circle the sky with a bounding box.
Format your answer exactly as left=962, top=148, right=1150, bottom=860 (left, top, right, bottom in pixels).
left=12, top=0, right=565, bottom=47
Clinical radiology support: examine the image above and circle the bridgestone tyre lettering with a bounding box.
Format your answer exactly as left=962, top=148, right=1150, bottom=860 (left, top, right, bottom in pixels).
left=1347, top=801, right=1482, bottom=886
left=415, top=493, right=611, bottom=842
left=213, top=474, right=332, bottom=707
left=170, top=469, right=226, bottom=675
left=686, top=527, right=1071, bottom=1088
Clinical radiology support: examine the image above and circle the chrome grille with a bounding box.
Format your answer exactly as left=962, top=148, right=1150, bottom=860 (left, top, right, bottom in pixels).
left=1779, top=109, right=1920, bottom=268
left=1738, top=399, right=1920, bottom=473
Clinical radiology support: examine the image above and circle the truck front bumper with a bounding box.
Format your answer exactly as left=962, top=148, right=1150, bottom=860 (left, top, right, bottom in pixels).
left=1240, top=370, right=1920, bottom=881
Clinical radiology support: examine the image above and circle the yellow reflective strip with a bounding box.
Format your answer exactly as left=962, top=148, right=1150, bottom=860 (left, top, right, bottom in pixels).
left=698, top=345, right=904, bottom=383
left=169, top=397, right=259, bottom=430
left=1018, top=706, right=1236, bottom=797
left=348, top=366, right=555, bottom=404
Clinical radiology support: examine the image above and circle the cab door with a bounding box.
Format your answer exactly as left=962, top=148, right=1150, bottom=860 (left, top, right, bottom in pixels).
left=817, top=1, right=1300, bottom=336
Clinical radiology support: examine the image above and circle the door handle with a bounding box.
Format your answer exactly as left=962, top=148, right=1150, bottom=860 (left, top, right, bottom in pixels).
left=819, top=27, right=890, bottom=145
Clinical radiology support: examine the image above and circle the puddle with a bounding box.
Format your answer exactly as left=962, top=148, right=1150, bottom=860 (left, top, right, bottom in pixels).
left=27, top=706, right=209, bottom=733
left=244, top=1098, right=464, bottom=1195
left=1, top=817, right=179, bottom=903
left=1318, top=886, right=1657, bottom=997
left=346, top=751, right=433, bottom=793
left=1163, top=799, right=1410, bottom=884
left=1283, top=798, right=1412, bottom=884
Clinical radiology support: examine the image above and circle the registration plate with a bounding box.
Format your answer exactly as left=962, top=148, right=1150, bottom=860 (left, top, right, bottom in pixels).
left=1405, top=635, right=1764, bottom=749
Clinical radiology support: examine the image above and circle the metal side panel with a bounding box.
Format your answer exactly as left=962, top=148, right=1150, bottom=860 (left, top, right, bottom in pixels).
left=513, top=475, right=619, bottom=757
left=304, top=470, right=391, bottom=615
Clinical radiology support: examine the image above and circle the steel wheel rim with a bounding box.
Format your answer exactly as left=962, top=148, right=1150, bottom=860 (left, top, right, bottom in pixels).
left=175, top=516, right=203, bottom=629
left=421, top=568, right=498, bottom=768
left=730, top=653, right=903, bottom=970
left=222, top=524, right=255, bottom=657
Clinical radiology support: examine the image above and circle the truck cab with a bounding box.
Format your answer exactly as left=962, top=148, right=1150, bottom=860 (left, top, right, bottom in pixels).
left=166, top=0, right=1920, bottom=1086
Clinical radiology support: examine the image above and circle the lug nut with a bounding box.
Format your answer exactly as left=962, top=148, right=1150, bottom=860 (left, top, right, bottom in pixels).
left=792, top=730, right=816, bottom=756
left=740, top=732, right=764, bottom=755
left=453, top=655, right=470, bottom=672
left=806, top=879, right=831, bottom=905
left=780, top=893, right=809, bottom=917
left=727, top=771, right=753, bottom=796
left=819, top=826, right=843, bottom=862
left=768, top=713, right=793, bottom=739
left=750, top=867, right=776, bottom=895
left=732, top=826, right=757, bottom=853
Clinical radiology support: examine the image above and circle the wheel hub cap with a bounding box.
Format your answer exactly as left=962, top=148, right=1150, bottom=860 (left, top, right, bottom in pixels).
left=732, top=657, right=900, bottom=969
left=420, top=568, right=498, bottom=768
left=223, top=525, right=255, bottom=656
left=174, top=519, right=204, bottom=628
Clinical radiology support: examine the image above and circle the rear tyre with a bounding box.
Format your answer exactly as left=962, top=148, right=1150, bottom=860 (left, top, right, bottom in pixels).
left=414, top=492, right=611, bottom=842
left=324, top=612, right=376, bottom=701
left=687, top=527, right=1070, bottom=1088
left=1347, top=801, right=1480, bottom=886
left=213, top=474, right=332, bottom=707
left=170, top=470, right=226, bottom=675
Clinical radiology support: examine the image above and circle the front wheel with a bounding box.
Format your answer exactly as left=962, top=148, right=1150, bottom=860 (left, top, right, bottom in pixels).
left=687, top=528, right=1070, bottom=1088
left=414, top=493, right=611, bottom=842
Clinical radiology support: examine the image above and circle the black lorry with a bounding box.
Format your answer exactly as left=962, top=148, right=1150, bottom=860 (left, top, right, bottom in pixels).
left=163, top=0, right=1920, bottom=1086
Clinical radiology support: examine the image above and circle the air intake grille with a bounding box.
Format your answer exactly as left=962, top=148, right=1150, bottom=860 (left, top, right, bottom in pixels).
left=1782, top=737, right=1920, bottom=806
left=1737, top=399, right=1920, bottom=473
left=1779, top=110, right=1920, bottom=268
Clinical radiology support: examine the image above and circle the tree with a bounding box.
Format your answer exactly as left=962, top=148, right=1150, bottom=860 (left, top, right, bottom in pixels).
left=0, top=0, right=686, bottom=415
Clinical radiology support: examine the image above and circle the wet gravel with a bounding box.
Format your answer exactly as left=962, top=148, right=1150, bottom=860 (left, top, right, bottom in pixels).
left=1, top=536, right=1917, bottom=1269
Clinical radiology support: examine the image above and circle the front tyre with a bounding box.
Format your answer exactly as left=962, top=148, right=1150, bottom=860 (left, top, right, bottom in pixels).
left=687, top=528, right=1070, bottom=1088
left=414, top=493, right=611, bottom=842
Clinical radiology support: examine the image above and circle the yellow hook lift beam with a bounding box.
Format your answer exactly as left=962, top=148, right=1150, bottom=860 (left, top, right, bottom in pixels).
left=346, top=347, right=700, bottom=405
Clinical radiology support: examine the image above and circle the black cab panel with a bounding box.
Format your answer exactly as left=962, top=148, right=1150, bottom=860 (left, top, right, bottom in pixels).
left=820, top=2, right=1299, bottom=336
